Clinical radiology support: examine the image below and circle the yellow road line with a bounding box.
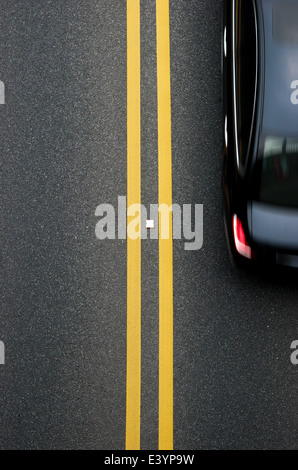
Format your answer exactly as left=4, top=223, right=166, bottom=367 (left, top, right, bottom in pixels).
left=126, top=0, right=141, bottom=451
left=156, top=0, right=173, bottom=451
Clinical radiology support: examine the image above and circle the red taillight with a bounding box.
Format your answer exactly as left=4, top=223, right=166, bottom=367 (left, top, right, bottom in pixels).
left=233, top=214, right=252, bottom=259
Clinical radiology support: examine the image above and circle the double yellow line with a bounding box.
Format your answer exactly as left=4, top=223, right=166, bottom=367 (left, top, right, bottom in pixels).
left=126, top=0, right=173, bottom=451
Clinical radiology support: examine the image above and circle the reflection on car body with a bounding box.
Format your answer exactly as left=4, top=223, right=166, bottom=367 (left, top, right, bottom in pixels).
left=223, top=0, right=298, bottom=268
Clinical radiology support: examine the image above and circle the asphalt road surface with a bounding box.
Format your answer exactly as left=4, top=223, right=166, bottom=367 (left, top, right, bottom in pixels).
left=0, top=0, right=298, bottom=450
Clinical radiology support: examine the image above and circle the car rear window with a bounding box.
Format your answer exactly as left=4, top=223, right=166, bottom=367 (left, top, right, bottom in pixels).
left=259, top=136, right=298, bottom=208
left=273, top=2, right=298, bottom=43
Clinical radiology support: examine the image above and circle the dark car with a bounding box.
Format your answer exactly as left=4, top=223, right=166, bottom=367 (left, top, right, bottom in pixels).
left=223, top=0, right=298, bottom=268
